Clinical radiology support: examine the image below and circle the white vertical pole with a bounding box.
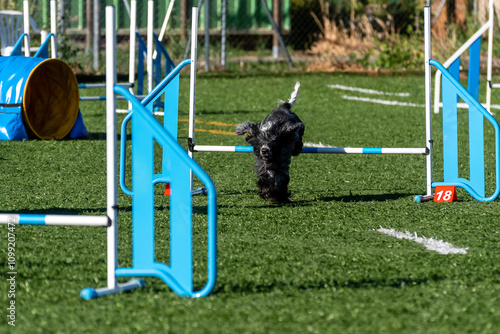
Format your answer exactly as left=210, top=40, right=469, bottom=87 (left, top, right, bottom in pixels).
left=154, top=0, right=176, bottom=60
left=50, top=0, right=57, bottom=58
left=23, top=0, right=30, bottom=57
left=221, top=0, right=226, bottom=69
left=424, top=5, right=433, bottom=197
left=105, top=5, right=118, bottom=291
left=129, top=0, right=137, bottom=110
left=41, top=30, right=48, bottom=47
left=205, top=0, right=210, bottom=71
left=58, top=0, right=64, bottom=50
left=158, top=0, right=176, bottom=42
left=188, top=7, right=198, bottom=160
left=93, top=0, right=99, bottom=71
left=147, top=0, right=154, bottom=94
left=486, top=0, right=494, bottom=112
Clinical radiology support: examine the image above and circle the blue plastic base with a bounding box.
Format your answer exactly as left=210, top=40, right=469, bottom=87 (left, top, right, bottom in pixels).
left=80, top=278, right=145, bottom=300
left=192, top=187, right=207, bottom=196
left=413, top=194, right=434, bottom=203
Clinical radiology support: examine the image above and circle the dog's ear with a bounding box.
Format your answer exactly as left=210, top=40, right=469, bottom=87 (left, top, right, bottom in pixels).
left=235, top=122, right=258, bottom=136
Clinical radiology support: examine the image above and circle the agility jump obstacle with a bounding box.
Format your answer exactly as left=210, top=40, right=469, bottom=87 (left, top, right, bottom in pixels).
left=79, top=0, right=176, bottom=110
left=4, top=0, right=57, bottom=58
left=433, top=0, right=496, bottom=114
left=179, top=4, right=500, bottom=203
left=424, top=1, right=500, bottom=202
left=0, top=6, right=217, bottom=299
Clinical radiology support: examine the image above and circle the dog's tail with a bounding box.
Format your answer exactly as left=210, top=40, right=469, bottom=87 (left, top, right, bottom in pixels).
left=278, top=82, right=300, bottom=109
left=288, top=82, right=300, bottom=107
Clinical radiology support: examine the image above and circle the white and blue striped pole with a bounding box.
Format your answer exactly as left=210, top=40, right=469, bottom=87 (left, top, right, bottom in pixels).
left=192, top=145, right=428, bottom=155
left=0, top=214, right=109, bottom=226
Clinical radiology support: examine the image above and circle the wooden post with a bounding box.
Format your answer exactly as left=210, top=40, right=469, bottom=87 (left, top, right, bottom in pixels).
left=454, top=0, right=468, bottom=28
left=432, top=0, right=447, bottom=41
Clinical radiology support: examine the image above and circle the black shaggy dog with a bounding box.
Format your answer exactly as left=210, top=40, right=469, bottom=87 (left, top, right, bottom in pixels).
left=236, top=82, right=304, bottom=203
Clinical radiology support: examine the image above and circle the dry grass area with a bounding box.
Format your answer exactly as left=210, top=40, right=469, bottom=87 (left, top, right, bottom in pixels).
left=307, top=0, right=394, bottom=64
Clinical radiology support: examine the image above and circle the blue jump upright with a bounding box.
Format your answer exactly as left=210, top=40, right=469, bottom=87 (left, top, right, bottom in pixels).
left=112, top=6, right=217, bottom=298
left=136, top=32, right=176, bottom=99
left=115, top=63, right=217, bottom=298
left=8, top=31, right=55, bottom=58
left=430, top=37, right=500, bottom=201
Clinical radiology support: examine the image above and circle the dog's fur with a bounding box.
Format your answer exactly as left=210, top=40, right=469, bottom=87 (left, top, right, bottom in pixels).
left=236, top=82, right=304, bottom=203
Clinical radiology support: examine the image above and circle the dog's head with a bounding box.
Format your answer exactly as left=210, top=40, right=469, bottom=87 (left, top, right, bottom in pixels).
left=236, top=119, right=303, bottom=162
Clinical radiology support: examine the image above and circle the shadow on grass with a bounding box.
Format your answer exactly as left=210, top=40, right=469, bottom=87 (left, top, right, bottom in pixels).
left=319, top=192, right=415, bottom=203
left=216, top=190, right=415, bottom=208
left=84, top=133, right=132, bottom=141
left=3, top=191, right=414, bottom=218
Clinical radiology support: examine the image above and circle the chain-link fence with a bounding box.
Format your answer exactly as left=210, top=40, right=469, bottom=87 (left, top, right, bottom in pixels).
left=1, top=0, right=499, bottom=74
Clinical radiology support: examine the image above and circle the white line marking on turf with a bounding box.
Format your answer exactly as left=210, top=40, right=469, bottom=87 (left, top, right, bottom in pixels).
left=328, top=84, right=411, bottom=97
left=375, top=227, right=468, bottom=255
left=341, top=95, right=425, bottom=108
left=338, top=94, right=500, bottom=111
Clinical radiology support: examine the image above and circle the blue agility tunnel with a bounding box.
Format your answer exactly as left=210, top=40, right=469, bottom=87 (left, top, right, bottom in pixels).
left=0, top=56, right=88, bottom=140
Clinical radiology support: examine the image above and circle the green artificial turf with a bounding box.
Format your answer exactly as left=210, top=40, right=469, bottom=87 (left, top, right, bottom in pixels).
left=2, top=71, right=500, bottom=333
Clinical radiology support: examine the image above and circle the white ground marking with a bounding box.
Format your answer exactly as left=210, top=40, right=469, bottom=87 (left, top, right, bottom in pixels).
left=341, top=95, right=425, bottom=107
left=342, top=95, right=500, bottom=111
left=327, top=84, right=410, bottom=97
left=375, top=227, right=468, bottom=255
left=332, top=92, right=500, bottom=112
